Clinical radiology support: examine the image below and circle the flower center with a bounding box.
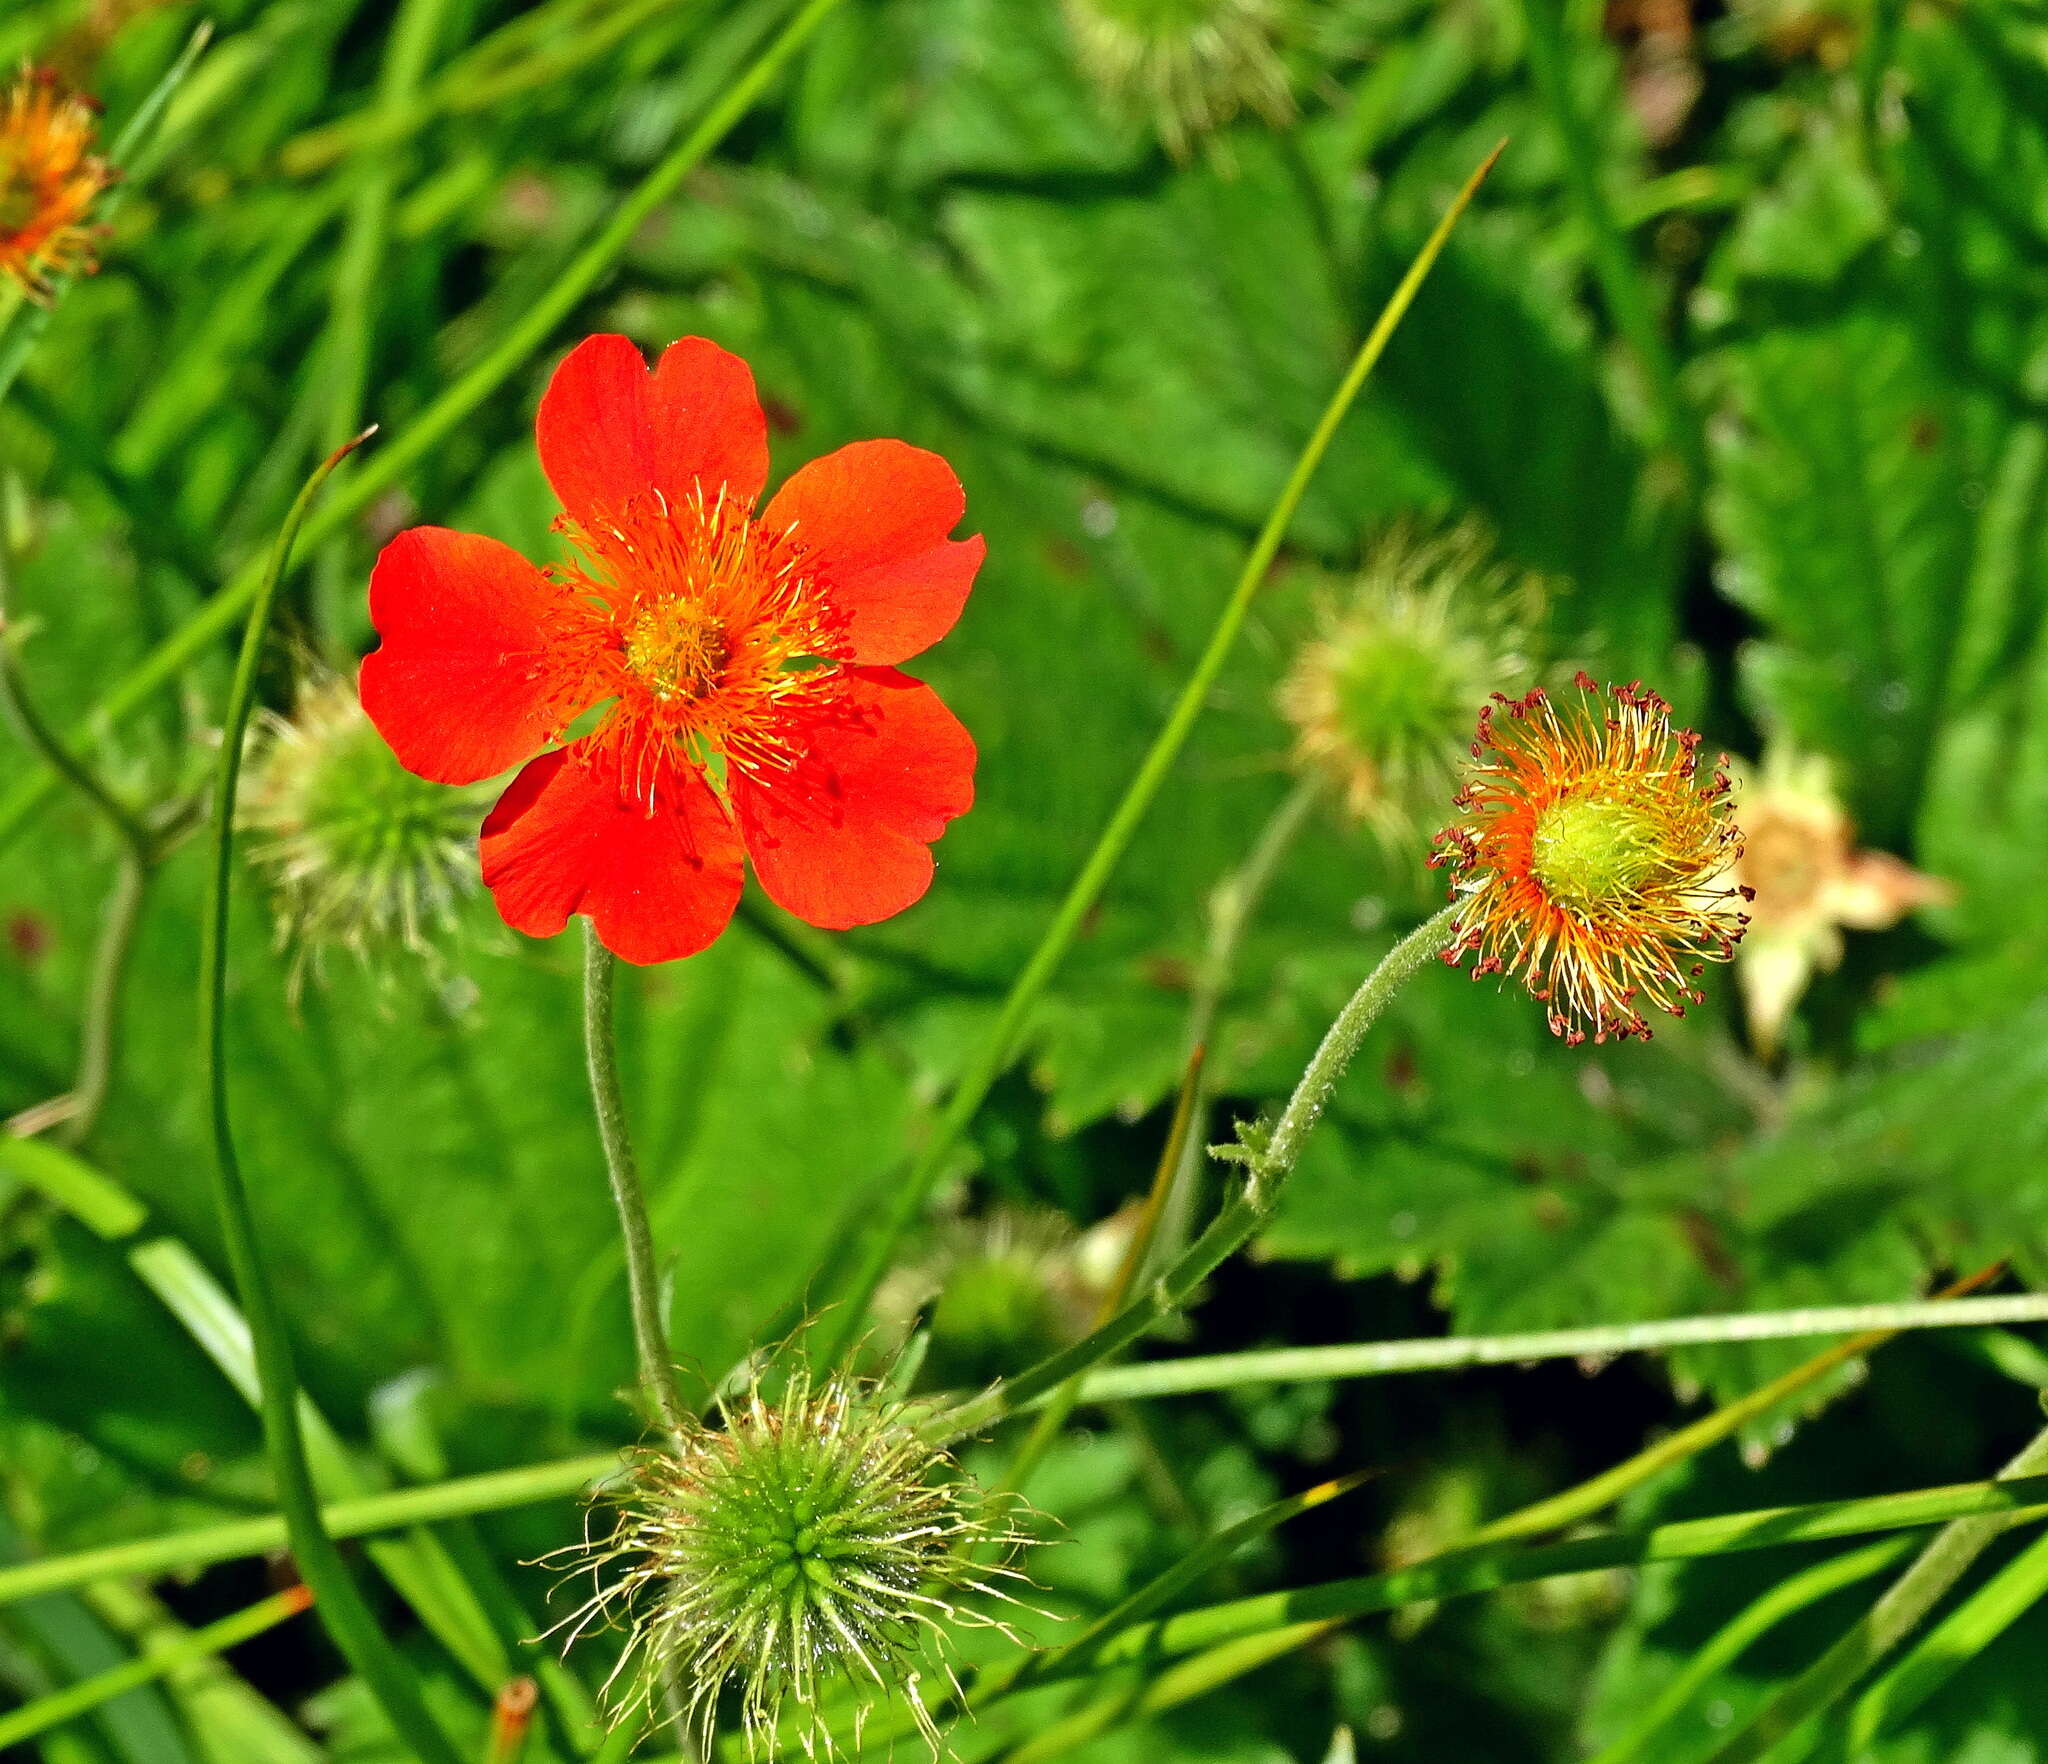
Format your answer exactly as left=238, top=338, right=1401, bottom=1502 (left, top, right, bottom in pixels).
left=620, top=601, right=731, bottom=703
left=1530, top=790, right=1666, bottom=914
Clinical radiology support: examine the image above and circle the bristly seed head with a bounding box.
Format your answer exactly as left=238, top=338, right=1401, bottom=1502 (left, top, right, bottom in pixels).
left=1061, top=0, right=1296, bottom=160
left=1279, top=521, right=1553, bottom=843
left=551, top=1366, right=1035, bottom=1759
left=239, top=676, right=492, bottom=993
left=1429, top=674, right=1748, bottom=1046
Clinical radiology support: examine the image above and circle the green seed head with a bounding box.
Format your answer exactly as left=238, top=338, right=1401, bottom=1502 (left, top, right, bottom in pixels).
left=1530, top=791, right=1669, bottom=914
left=558, top=1367, right=1034, bottom=1758
left=1062, top=0, right=1296, bottom=159
left=239, top=675, right=491, bottom=990
left=1281, top=522, right=1553, bottom=842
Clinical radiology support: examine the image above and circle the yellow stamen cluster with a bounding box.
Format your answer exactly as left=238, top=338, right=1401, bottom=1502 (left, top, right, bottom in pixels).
left=545, top=485, right=849, bottom=806
left=1430, top=675, right=1749, bottom=1045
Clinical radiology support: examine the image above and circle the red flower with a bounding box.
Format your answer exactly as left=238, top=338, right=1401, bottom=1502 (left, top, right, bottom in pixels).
left=359, top=335, right=982, bottom=963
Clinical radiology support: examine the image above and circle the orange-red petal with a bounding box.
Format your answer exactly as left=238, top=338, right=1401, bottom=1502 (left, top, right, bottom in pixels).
left=479, top=743, right=745, bottom=964
left=731, top=666, right=976, bottom=930
left=763, top=440, right=984, bottom=666
left=360, top=526, right=576, bottom=785
left=536, top=333, right=769, bottom=528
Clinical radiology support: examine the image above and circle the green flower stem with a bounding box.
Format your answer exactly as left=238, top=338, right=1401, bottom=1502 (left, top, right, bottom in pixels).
left=937, top=907, right=1462, bottom=1444
left=1518, top=0, right=1701, bottom=489
left=1698, top=1422, right=2048, bottom=1764
left=200, top=431, right=462, bottom=1764
left=0, top=1453, right=622, bottom=1609
left=1065, top=1292, right=2048, bottom=1404
left=997, top=1047, right=1206, bottom=1493
left=0, top=1585, right=313, bottom=1753
left=812, top=147, right=1504, bottom=1369
left=0, top=0, right=851, bottom=859
left=580, top=924, right=690, bottom=1439
left=1585, top=1536, right=1916, bottom=1764
left=997, top=1625, right=1335, bottom=1764
left=1155, top=774, right=1326, bottom=1259
left=0, top=564, right=158, bottom=1143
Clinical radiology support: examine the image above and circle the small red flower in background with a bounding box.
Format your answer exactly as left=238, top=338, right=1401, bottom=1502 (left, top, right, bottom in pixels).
left=0, top=66, right=112, bottom=302
left=359, top=335, right=982, bottom=964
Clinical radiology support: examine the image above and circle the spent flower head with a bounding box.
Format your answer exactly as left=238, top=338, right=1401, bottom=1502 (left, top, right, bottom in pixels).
left=1062, top=0, right=1296, bottom=160
left=0, top=65, right=111, bottom=302
left=1279, top=522, right=1552, bottom=842
left=239, top=675, right=492, bottom=988
left=1430, top=675, right=1748, bottom=1045
left=554, top=1364, right=1034, bottom=1758
left=1729, top=744, right=1952, bottom=1054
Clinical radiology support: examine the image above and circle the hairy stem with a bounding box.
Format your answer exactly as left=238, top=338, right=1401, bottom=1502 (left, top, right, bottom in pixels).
left=940, top=908, right=1461, bottom=1442
left=812, top=146, right=1504, bottom=1367
left=580, top=924, right=690, bottom=1440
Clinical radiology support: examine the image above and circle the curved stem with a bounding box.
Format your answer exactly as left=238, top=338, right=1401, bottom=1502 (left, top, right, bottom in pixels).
left=814, top=147, right=1502, bottom=1367
left=1156, top=774, right=1324, bottom=1259
left=580, top=923, right=689, bottom=1440
left=0, top=522, right=165, bottom=1145
left=939, top=908, right=1461, bottom=1442
left=58, top=847, right=149, bottom=1146
left=199, top=432, right=461, bottom=1764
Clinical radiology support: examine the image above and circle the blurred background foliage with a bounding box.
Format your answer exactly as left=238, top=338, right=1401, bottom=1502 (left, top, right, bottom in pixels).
left=3, top=0, right=2048, bottom=1759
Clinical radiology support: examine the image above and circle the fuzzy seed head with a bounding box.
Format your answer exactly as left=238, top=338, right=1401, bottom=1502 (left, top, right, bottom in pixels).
left=1279, top=523, right=1552, bottom=842
left=1062, top=0, right=1296, bottom=159
left=239, top=676, right=492, bottom=988
left=1430, top=675, right=1748, bottom=1045
left=555, top=1369, right=1033, bottom=1758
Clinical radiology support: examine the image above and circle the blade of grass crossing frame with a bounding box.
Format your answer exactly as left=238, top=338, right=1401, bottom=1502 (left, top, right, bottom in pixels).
left=813, top=141, right=1509, bottom=1368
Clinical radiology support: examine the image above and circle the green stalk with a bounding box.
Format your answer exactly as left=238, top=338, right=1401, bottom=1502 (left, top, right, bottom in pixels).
left=1698, top=1423, right=2048, bottom=1764
left=198, top=432, right=462, bottom=1764
left=0, top=1454, right=621, bottom=1610
left=581, top=925, right=690, bottom=1438
left=0, top=1587, right=313, bottom=1752
left=997, top=1046, right=1206, bottom=1492
left=1834, top=1525, right=2048, bottom=1756
left=1156, top=774, right=1325, bottom=1257
left=937, top=907, right=1461, bottom=1442
left=0, top=0, right=851, bottom=857
left=812, top=146, right=1505, bottom=1367
left=1066, top=1293, right=2048, bottom=1403
left=1585, top=1537, right=1915, bottom=1764
left=1047, top=1478, right=2048, bottom=1687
